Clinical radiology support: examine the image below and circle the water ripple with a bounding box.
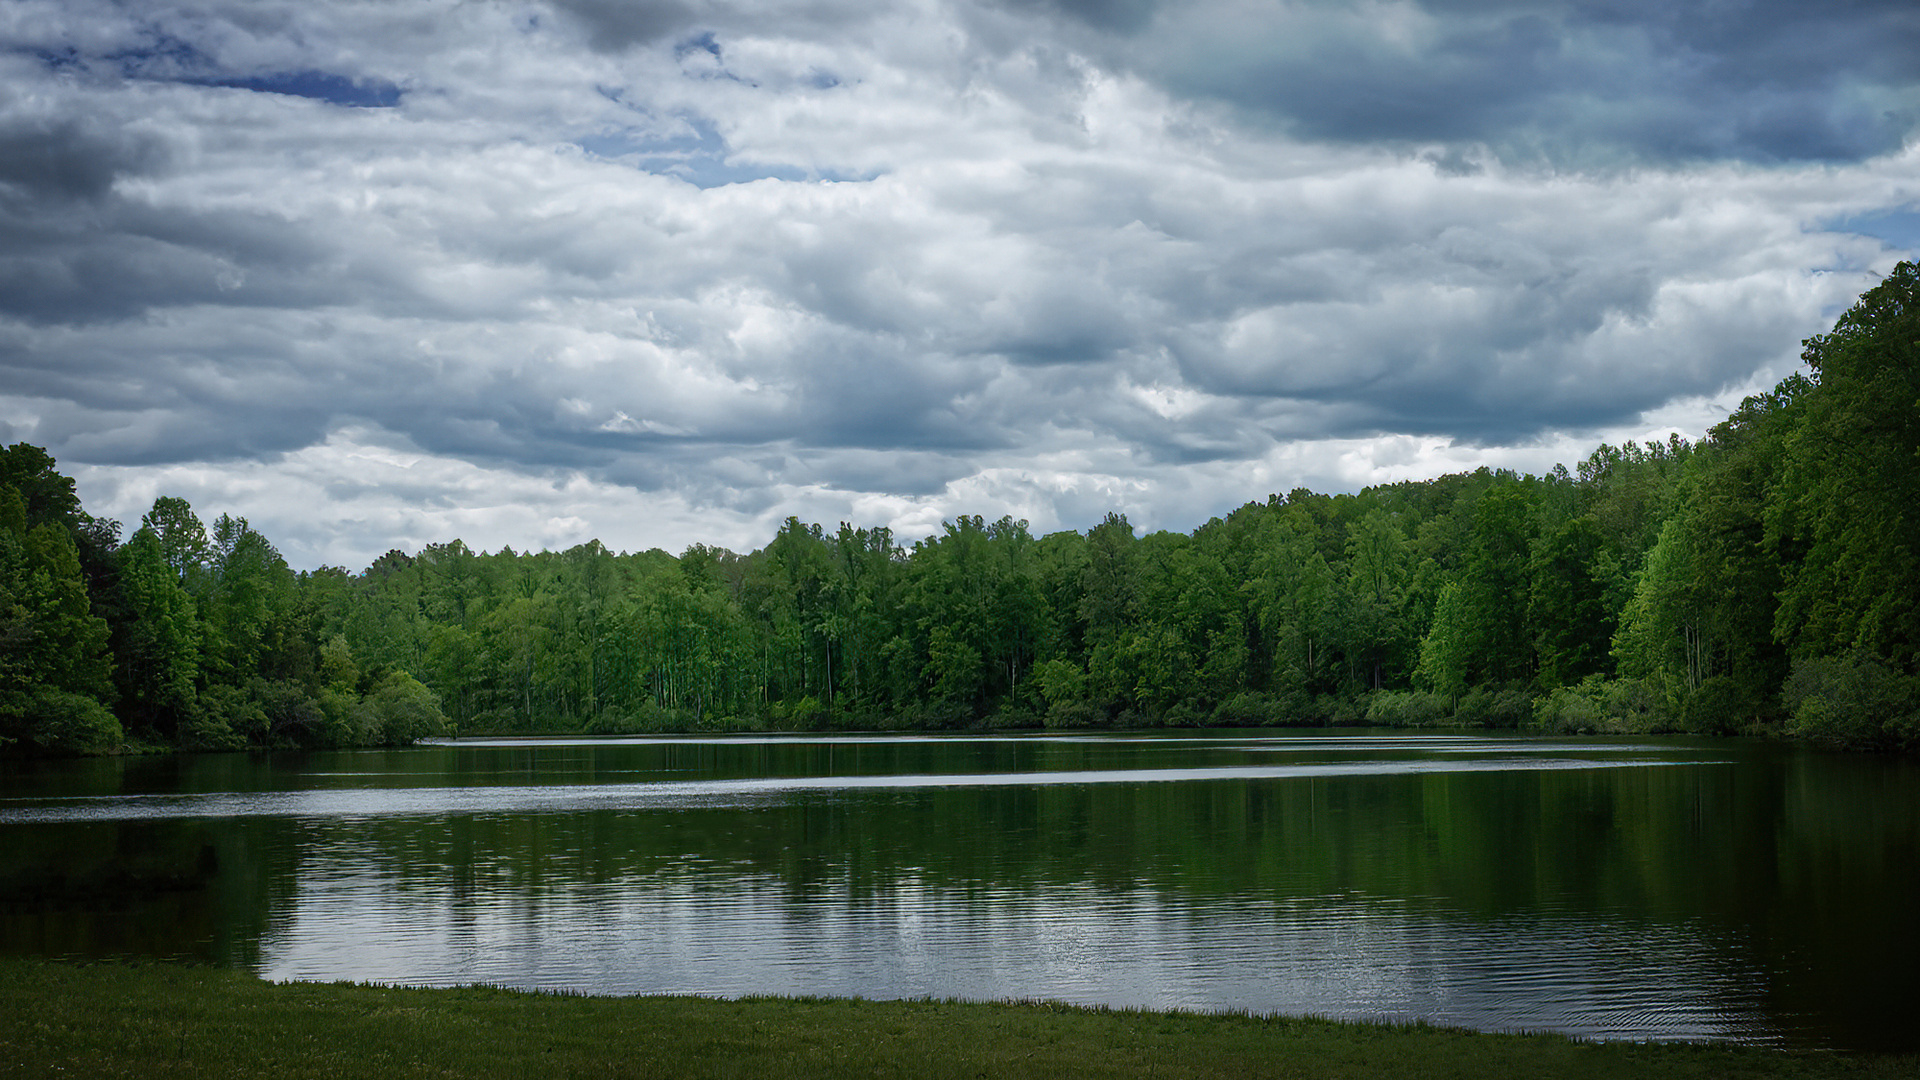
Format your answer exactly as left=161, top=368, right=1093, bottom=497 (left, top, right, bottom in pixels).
left=0, top=755, right=1721, bottom=823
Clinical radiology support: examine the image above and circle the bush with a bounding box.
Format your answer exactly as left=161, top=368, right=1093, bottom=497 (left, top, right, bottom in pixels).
left=1678, top=676, right=1759, bottom=735
left=1453, top=687, right=1531, bottom=729
left=774, top=695, right=829, bottom=731
left=1042, top=699, right=1105, bottom=729
left=1262, top=685, right=1321, bottom=725
left=1209, top=692, right=1279, bottom=727
left=248, top=679, right=326, bottom=748
left=985, top=703, right=1043, bottom=730
left=180, top=684, right=254, bottom=751
left=583, top=700, right=705, bottom=735
left=1365, top=690, right=1448, bottom=728
left=1532, top=676, right=1699, bottom=735
left=1031, top=659, right=1088, bottom=712
left=0, top=688, right=122, bottom=755
left=361, top=672, right=448, bottom=745
left=1783, top=654, right=1920, bottom=751
left=1599, top=677, right=1672, bottom=732
left=464, top=708, right=518, bottom=734
left=315, top=685, right=365, bottom=746
left=582, top=707, right=641, bottom=735
left=1163, top=702, right=1210, bottom=728
left=1317, top=694, right=1368, bottom=726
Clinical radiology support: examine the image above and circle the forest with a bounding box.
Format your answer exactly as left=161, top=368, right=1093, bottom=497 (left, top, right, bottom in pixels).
left=2, top=264, right=1916, bottom=757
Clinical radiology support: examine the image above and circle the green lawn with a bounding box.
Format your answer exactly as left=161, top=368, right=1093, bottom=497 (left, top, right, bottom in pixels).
left=2, top=958, right=1911, bottom=1079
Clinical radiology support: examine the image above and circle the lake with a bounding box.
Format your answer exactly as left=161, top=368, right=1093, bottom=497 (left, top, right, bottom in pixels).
left=3, top=731, right=1916, bottom=1049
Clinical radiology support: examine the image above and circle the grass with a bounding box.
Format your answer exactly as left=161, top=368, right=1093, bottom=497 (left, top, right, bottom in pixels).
left=1, top=958, right=1913, bottom=1079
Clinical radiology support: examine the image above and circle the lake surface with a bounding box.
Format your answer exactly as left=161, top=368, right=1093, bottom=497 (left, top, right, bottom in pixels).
left=3, top=731, right=1917, bottom=1049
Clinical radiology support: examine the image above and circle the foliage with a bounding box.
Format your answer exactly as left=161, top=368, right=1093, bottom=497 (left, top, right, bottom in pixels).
left=1782, top=653, right=1920, bottom=752
left=1773, top=262, right=1920, bottom=669
left=1364, top=688, right=1449, bottom=727
left=0, top=686, right=121, bottom=755
left=6, top=266, right=1920, bottom=755
left=1531, top=676, right=1671, bottom=735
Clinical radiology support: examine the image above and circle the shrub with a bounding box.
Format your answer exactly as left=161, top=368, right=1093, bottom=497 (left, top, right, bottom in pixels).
left=1031, top=659, right=1088, bottom=711
left=250, top=678, right=326, bottom=748
left=1453, top=687, right=1531, bottom=729
left=1042, top=699, right=1105, bottom=729
left=1783, top=654, right=1920, bottom=751
left=1162, top=702, right=1211, bottom=728
left=362, top=672, right=448, bottom=745
left=181, top=684, right=255, bottom=750
left=1210, top=692, right=1279, bottom=727
left=1678, top=676, right=1761, bottom=735
left=776, top=695, right=829, bottom=731
left=1365, top=690, right=1448, bottom=728
left=1533, top=675, right=1705, bottom=735
left=1599, top=677, right=1673, bottom=731
left=1260, top=687, right=1321, bottom=726
left=0, top=688, right=122, bottom=755
left=1317, top=694, right=1368, bottom=726
left=986, top=702, right=1043, bottom=730
left=582, top=707, right=639, bottom=735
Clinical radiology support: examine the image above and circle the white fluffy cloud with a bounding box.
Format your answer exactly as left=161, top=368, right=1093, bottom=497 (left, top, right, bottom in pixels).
left=2, top=0, right=1916, bottom=567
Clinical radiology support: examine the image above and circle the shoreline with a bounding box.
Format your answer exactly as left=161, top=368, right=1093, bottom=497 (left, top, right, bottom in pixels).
left=3, top=958, right=1913, bottom=1078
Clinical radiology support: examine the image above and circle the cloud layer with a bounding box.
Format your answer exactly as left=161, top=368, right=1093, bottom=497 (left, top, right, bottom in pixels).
left=1, top=0, right=1916, bottom=567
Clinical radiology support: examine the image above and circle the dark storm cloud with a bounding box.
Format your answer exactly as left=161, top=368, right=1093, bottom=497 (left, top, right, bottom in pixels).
left=545, top=0, right=876, bottom=53
left=548, top=0, right=702, bottom=50
left=994, top=0, right=1158, bottom=34
left=0, top=206, right=338, bottom=326
left=0, top=117, right=167, bottom=201
left=0, top=163, right=482, bottom=328
left=0, top=117, right=212, bottom=325
left=1068, top=0, right=1920, bottom=165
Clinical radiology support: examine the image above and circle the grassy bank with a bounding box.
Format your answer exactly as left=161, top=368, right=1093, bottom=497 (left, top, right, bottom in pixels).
left=1, top=959, right=1912, bottom=1079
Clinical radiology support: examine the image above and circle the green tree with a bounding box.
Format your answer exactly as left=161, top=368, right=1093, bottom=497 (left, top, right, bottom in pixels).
left=0, top=507, right=120, bottom=754
left=0, top=445, right=83, bottom=529
left=1456, top=485, right=1537, bottom=685
left=1344, top=509, right=1414, bottom=690
left=1773, top=261, right=1920, bottom=669
left=1247, top=504, right=1338, bottom=696
left=1416, top=581, right=1471, bottom=704
left=141, top=496, right=210, bottom=586
left=113, top=527, right=202, bottom=737
left=1529, top=516, right=1615, bottom=691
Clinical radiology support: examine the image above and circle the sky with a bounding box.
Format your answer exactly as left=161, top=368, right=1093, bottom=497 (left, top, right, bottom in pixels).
left=3, top=0, right=1918, bottom=570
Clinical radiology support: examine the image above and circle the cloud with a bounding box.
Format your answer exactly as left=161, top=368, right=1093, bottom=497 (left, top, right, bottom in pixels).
left=549, top=0, right=704, bottom=51
left=1039, top=0, right=1920, bottom=167
left=2, top=0, right=1916, bottom=568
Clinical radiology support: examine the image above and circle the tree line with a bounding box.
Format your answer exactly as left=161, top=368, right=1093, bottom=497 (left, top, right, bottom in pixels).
left=4, top=264, right=1916, bottom=756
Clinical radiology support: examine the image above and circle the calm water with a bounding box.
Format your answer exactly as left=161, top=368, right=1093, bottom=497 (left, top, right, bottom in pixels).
left=3, top=731, right=1916, bottom=1049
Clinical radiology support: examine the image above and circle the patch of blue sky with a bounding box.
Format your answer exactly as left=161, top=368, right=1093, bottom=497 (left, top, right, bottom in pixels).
left=41, top=31, right=209, bottom=79
left=1825, top=207, right=1920, bottom=253
left=28, top=45, right=85, bottom=71
left=205, top=70, right=403, bottom=108
left=675, top=31, right=723, bottom=61
left=33, top=36, right=401, bottom=108
left=577, top=121, right=875, bottom=188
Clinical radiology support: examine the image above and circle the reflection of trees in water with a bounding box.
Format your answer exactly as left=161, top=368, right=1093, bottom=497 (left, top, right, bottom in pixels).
left=0, top=749, right=322, bottom=970
left=0, top=816, right=296, bottom=969
left=4, top=739, right=1918, bottom=1046
left=275, top=746, right=1918, bottom=1045
left=279, top=744, right=1906, bottom=917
